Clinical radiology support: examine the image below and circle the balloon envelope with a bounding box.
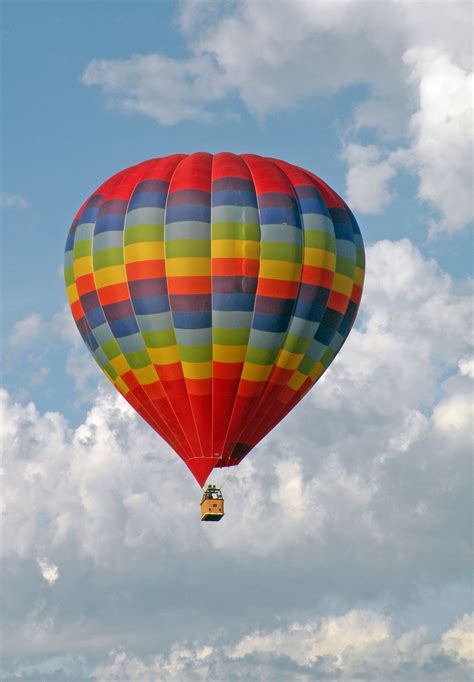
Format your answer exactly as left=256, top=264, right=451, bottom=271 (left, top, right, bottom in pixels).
left=65, top=153, right=365, bottom=486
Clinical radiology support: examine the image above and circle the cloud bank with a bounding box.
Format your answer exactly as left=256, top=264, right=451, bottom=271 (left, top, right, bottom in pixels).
left=82, top=0, right=473, bottom=233
left=90, top=610, right=473, bottom=681
left=1, top=238, right=472, bottom=678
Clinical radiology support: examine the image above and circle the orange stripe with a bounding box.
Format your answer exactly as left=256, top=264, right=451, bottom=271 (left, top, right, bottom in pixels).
left=159, top=377, right=188, bottom=396
left=76, top=273, right=96, bottom=296
left=186, top=378, right=212, bottom=395
left=154, top=362, right=183, bottom=382
left=212, top=258, right=260, bottom=277
left=98, top=282, right=130, bottom=305
left=267, top=366, right=294, bottom=385
left=143, top=380, right=165, bottom=401
left=126, top=260, right=165, bottom=281
left=167, top=276, right=211, bottom=294
left=213, top=361, right=244, bottom=379
left=301, top=265, right=334, bottom=288
left=327, top=290, right=349, bottom=314
left=122, top=371, right=139, bottom=390
left=257, top=278, right=299, bottom=298
left=351, top=283, right=363, bottom=304
left=238, top=379, right=266, bottom=397
left=71, top=300, right=83, bottom=321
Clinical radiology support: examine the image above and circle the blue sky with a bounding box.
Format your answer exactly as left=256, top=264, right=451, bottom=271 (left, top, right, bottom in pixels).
left=1, top=1, right=473, bottom=680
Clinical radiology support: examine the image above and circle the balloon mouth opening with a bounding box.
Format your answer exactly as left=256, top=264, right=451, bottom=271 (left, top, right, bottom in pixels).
left=187, top=456, right=240, bottom=487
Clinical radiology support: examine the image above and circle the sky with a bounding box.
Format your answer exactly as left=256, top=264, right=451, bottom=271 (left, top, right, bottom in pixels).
left=1, top=1, right=473, bottom=680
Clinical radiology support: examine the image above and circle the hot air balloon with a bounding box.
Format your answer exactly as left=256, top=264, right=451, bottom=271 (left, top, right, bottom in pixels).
left=64, top=153, right=365, bottom=519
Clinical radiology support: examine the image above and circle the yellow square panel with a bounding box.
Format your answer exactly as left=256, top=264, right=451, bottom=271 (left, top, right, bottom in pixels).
left=355, top=266, right=365, bottom=287
left=213, top=344, right=247, bottom=363
left=148, top=346, right=180, bottom=365
left=332, top=273, right=353, bottom=297
left=304, top=248, right=336, bottom=271
left=182, top=361, right=212, bottom=379
left=73, top=256, right=93, bottom=278
left=309, top=362, right=325, bottom=382
left=94, top=265, right=128, bottom=289
left=258, top=260, right=301, bottom=282
left=212, top=240, right=260, bottom=260
left=66, top=283, right=79, bottom=305
left=165, top=258, right=211, bottom=277
left=287, top=370, right=306, bottom=391
left=133, top=365, right=158, bottom=385
left=241, top=363, right=272, bottom=382
left=110, top=355, right=129, bottom=375
left=125, top=241, right=164, bottom=264
left=276, top=349, right=304, bottom=371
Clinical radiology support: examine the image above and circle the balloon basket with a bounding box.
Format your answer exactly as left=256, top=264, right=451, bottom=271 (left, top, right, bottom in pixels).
left=200, top=484, right=224, bottom=522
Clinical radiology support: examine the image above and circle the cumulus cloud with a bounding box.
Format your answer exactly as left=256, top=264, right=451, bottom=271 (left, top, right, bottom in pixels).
left=459, top=357, right=474, bottom=379
left=4, top=610, right=473, bottom=679
left=403, top=48, right=474, bottom=234
left=0, top=382, right=197, bottom=567
left=1, top=239, right=472, bottom=675
left=343, top=144, right=398, bottom=213
left=4, top=305, right=97, bottom=404
left=82, top=0, right=473, bottom=233
left=442, top=613, right=474, bottom=663
left=344, top=47, right=473, bottom=232
left=7, top=308, right=76, bottom=352
left=8, top=313, right=44, bottom=347
left=37, top=558, right=59, bottom=585
left=88, top=610, right=474, bottom=681
left=82, top=53, right=227, bottom=125
left=82, top=0, right=409, bottom=122
left=2, top=242, right=472, bottom=568
left=432, top=393, right=473, bottom=435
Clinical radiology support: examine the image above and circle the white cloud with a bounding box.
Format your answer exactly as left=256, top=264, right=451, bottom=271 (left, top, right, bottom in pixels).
left=343, top=144, right=398, bottom=213
left=1, top=241, right=471, bottom=568
left=7, top=306, right=80, bottom=355
left=51, top=304, right=82, bottom=346
left=82, top=53, right=226, bottom=125
left=403, top=48, right=474, bottom=234
left=0, top=382, right=198, bottom=567
left=432, top=394, right=473, bottom=435
left=37, top=558, right=59, bottom=585
left=82, top=1, right=473, bottom=232
left=230, top=609, right=393, bottom=666
left=5, top=305, right=96, bottom=404
left=1, top=238, right=471, bottom=673
left=64, top=342, right=103, bottom=404
left=316, top=239, right=472, bottom=414
left=459, top=357, right=474, bottom=379
left=1, top=192, right=28, bottom=209
left=8, top=313, right=44, bottom=347
left=442, top=613, right=474, bottom=663
left=82, top=0, right=407, bottom=123
left=3, top=609, right=472, bottom=680
left=89, top=609, right=473, bottom=681
left=344, top=49, right=473, bottom=232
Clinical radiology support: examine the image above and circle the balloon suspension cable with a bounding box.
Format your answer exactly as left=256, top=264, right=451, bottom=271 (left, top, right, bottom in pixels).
left=220, top=462, right=231, bottom=493
left=204, top=455, right=230, bottom=495
left=217, top=454, right=231, bottom=493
